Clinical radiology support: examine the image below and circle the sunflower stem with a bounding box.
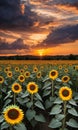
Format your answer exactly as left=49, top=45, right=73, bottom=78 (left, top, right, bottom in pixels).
left=31, top=94, right=34, bottom=110
left=14, top=93, right=16, bottom=105
left=52, top=80, right=54, bottom=97
left=9, top=125, right=13, bottom=130
left=61, top=101, right=67, bottom=130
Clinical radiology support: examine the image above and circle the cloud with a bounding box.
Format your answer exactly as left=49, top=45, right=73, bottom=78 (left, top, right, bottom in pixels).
left=0, top=0, right=38, bottom=29
left=0, top=38, right=29, bottom=50
left=41, top=24, right=78, bottom=47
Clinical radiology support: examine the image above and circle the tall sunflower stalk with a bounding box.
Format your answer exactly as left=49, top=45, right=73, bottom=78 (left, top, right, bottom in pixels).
left=52, top=80, right=54, bottom=97
left=27, top=82, right=38, bottom=110
left=61, top=101, right=67, bottom=130
left=59, top=86, right=72, bottom=130
left=49, top=70, right=58, bottom=97
left=12, top=83, right=22, bottom=105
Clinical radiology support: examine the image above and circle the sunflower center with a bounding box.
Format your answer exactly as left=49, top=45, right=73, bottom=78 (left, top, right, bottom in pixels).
left=7, top=109, right=19, bottom=119
left=38, top=73, right=40, bottom=76
left=51, top=71, right=56, bottom=76
left=0, top=77, right=2, bottom=81
left=63, top=77, right=68, bottom=81
left=62, top=89, right=69, bottom=97
left=6, top=69, right=8, bottom=71
left=26, top=73, right=29, bottom=76
left=20, top=76, right=24, bottom=80
left=9, top=73, right=11, bottom=76
left=14, top=85, right=19, bottom=90
left=30, top=85, right=35, bottom=90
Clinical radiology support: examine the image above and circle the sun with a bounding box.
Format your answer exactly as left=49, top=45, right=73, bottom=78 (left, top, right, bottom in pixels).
left=38, top=49, right=44, bottom=56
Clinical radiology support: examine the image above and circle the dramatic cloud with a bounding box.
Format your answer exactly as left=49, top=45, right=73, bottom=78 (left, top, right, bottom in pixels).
left=0, top=38, right=29, bottom=50
left=0, top=0, right=38, bottom=29
left=0, top=0, right=78, bottom=55
left=42, top=24, right=78, bottom=46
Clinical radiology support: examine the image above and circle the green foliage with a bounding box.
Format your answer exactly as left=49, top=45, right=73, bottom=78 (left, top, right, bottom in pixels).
left=0, top=62, right=78, bottom=130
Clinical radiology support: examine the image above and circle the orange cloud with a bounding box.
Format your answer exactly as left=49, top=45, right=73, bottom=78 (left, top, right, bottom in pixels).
left=20, top=4, right=25, bottom=15
left=56, top=4, right=78, bottom=14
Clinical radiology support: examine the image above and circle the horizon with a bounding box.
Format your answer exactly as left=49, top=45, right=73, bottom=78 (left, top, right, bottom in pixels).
left=0, top=0, right=78, bottom=56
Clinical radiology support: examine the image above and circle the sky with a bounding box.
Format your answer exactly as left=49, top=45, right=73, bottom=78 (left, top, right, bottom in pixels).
left=0, top=0, right=78, bottom=56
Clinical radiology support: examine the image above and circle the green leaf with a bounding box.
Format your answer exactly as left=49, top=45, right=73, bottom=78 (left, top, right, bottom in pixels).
left=66, top=118, right=78, bottom=128
left=43, top=75, right=49, bottom=82
left=1, top=87, right=6, bottom=93
left=3, top=99, right=11, bottom=107
left=69, top=99, right=77, bottom=106
left=35, top=100, right=45, bottom=110
left=35, top=93, right=42, bottom=101
left=1, top=122, right=9, bottom=130
left=17, top=97, right=30, bottom=105
left=43, top=81, right=51, bottom=89
left=35, top=114, right=46, bottom=122
left=55, top=114, right=65, bottom=121
left=30, top=119, right=37, bottom=127
left=4, top=91, right=11, bottom=100
left=68, top=108, right=78, bottom=116
left=50, top=105, right=62, bottom=115
left=56, top=78, right=62, bottom=82
left=54, top=97, right=63, bottom=104
left=43, top=90, right=51, bottom=97
left=49, top=118, right=62, bottom=128
left=26, top=101, right=33, bottom=108
left=68, top=81, right=73, bottom=85
left=45, top=99, right=53, bottom=109
left=74, top=95, right=78, bottom=100
left=21, top=91, right=29, bottom=98
left=4, top=80, right=8, bottom=85
left=66, top=104, right=72, bottom=108
left=0, top=115, right=4, bottom=123
left=26, top=109, right=36, bottom=121
left=14, top=123, right=27, bottom=130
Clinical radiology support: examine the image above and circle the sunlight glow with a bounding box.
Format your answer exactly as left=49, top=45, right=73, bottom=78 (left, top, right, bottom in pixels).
left=37, top=49, right=44, bottom=56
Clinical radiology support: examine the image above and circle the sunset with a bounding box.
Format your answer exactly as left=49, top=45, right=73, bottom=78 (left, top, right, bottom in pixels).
left=0, top=0, right=78, bottom=56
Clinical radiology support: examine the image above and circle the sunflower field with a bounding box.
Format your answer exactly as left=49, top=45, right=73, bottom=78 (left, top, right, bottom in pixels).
left=0, top=60, right=78, bottom=130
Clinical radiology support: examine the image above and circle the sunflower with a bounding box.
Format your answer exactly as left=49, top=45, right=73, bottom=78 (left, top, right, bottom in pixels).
left=7, top=71, right=12, bottom=78
left=24, top=65, right=28, bottom=70
left=0, top=76, right=4, bottom=84
left=33, top=67, right=38, bottom=73
left=62, top=76, right=70, bottom=83
left=18, top=75, right=25, bottom=82
left=64, top=68, right=68, bottom=73
left=49, top=70, right=58, bottom=80
left=12, top=83, right=22, bottom=93
left=59, top=86, right=72, bottom=101
left=20, top=69, right=24, bottom=74
left=15, top=67, right=19, bottom=72
left=4, top=67, right=9, bottom=73
left=27, top=82, right=38, bottom=94
left=59, top=65, right=62, bottom=70
left=74, top=65, right=78, bottom=71
left=37, top=72, right=41, bottom=78
left=40, top=66, right=44, bottom=70
left=24, top=71, right=30, bottom=78
left=3, top=105, right=24, bottom=125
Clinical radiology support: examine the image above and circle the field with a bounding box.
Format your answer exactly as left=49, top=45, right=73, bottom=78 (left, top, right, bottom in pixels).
left=0, top=60, right=78, bottom=130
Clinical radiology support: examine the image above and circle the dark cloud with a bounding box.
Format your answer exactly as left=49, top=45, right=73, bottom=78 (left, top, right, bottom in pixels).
left=46, top=0, right=78, bottom=9
left=41, top=24, right=78, bottom=47
left=0, top=38, right=29, bottom=50
left=0, top=0, right=37, bottom=29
